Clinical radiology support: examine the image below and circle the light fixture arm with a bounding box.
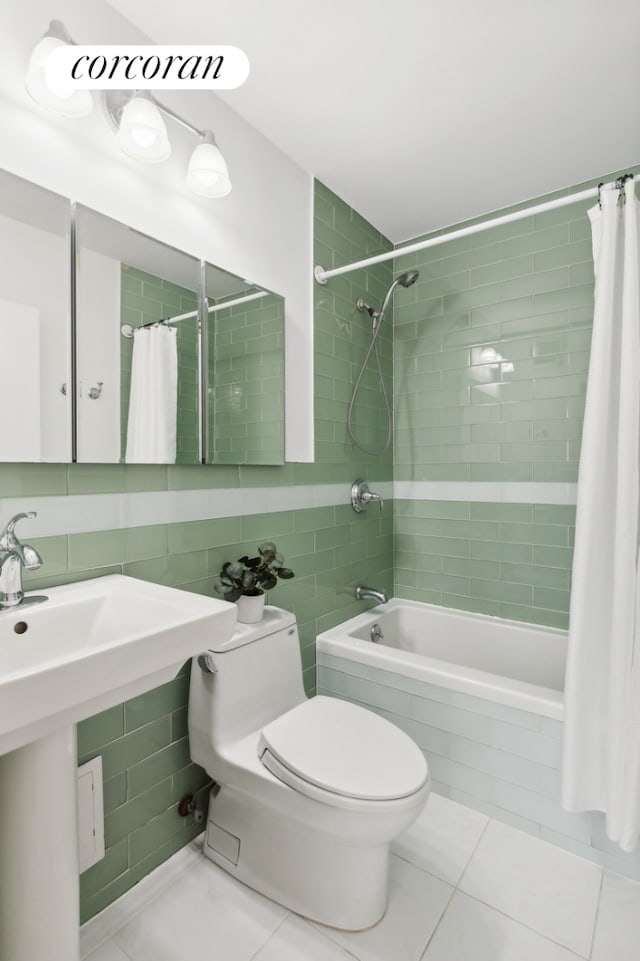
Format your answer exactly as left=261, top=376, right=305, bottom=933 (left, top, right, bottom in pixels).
left=45, top=19, right=75, bottom=45
left=103, top=89, right=206, bottom=140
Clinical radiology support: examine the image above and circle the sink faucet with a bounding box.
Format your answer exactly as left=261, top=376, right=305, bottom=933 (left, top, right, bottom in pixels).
left=355, top=584, right=388, bottom=605
left=0, top=512, right=44, bottom=611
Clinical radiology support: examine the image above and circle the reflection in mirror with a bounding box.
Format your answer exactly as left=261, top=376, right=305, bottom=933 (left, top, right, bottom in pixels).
left=0, top=169, right=71, bottom=462
left=204, top=263, right=285, bottom=465
left=75, top=206, right=200, bottom=463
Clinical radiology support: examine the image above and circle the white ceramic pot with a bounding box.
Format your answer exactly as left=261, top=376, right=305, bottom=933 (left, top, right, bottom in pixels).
left=236, top=592, right=265, bottom=624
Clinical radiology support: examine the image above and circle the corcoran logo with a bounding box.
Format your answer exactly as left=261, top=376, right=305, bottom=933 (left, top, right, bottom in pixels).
left=45, top=44, right=250, bottom=91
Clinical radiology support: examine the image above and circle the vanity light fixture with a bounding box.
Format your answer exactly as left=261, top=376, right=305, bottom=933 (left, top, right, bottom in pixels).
left=25, top=21, right=232, bottom=198
left=187, top=130, right=231, bottom=198
left=105, top=90, right=232, bottom=197
left=25, top=19, right=93, bottom=118
left=115, top=93, right=171, bottom=163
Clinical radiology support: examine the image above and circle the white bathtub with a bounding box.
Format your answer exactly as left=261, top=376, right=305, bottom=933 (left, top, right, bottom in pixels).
left=316, top=599, right=566, bottom=720
left=316, top=601, right=640, bottom=879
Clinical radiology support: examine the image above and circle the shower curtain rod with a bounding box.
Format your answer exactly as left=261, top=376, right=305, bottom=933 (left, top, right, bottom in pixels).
left=313, top=174, right=636, bottom=285
left=120, top=289, right=269, bottom=338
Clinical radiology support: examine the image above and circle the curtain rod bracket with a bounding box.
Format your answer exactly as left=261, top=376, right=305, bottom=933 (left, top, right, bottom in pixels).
left=314, top=265, right=328, bottom=285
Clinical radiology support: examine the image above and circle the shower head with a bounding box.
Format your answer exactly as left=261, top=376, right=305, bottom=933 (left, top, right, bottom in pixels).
left=355, top=270, right=420, bottom=323
left=377, top=269, right=420, bottom=321
left=397, top=270, right=419, bottom=288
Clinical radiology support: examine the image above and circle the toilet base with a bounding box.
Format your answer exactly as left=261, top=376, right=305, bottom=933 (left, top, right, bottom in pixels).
left=202, top=785, right=389, bottom=930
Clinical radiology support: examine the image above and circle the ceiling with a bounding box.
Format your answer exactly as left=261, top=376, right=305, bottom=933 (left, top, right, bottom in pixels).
left=108, top=0, right=640, bottom=244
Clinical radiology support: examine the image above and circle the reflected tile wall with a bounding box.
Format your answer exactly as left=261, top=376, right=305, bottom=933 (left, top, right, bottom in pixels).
left=209, top=293, right=285, bottom=465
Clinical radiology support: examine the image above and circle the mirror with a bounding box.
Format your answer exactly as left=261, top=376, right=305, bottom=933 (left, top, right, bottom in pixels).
left=76, top=206, right=201, bottom=464
left=0, top=169, right=286, bottom=465
left=0, top=169, right=71, bottom=462
left=203, top=263, right=285, bottom=464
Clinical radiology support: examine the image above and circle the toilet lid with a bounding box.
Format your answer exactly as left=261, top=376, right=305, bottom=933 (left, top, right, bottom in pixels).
left=257, top=696, right=428, bottom=801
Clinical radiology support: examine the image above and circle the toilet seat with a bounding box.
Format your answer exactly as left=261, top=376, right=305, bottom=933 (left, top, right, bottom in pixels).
left=257, top=696, right=428, bottom=810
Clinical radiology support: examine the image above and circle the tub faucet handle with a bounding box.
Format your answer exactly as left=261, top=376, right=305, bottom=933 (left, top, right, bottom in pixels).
left=351, top=479, right=384, bottom=513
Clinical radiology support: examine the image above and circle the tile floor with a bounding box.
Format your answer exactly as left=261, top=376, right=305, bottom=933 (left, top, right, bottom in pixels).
left=81, top=793, right=640, bottom=961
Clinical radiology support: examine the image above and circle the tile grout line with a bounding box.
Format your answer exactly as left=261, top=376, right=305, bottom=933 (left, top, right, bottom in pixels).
left=417, top=881, right=456, bottom=961
left=458, top=887, right=590, bottom=959
left=455, top=813, right=492, bottom=894
left=586, top=867, right=606, bottom=961
left=246, top=911, right=292, bottom=961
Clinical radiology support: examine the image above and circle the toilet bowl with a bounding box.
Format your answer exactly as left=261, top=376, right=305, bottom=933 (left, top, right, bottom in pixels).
left=188, top=606, right=430, bottom=930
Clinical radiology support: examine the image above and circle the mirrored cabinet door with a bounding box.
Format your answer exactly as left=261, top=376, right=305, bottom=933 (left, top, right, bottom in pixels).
left=75, top=207, right=201, bottom=464
left=0, top=169, right=71, bottom=462
left=204, top=263, right=285, bottom=465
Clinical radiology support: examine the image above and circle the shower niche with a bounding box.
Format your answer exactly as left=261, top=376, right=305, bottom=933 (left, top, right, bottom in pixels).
left=0, top=168, right=285, bottom=466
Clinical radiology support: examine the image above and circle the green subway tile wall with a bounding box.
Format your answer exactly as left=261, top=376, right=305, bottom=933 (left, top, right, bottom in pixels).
left=4, top=178, right=395, bottom=922
left=314, top=181, right=394, bottom=466
left=394, top=500, right=574, bottom=629
left=121, top=266, right=200, bottom=464
left=393, top=189, right=596, bottom=485
left=392, top=168, right=638, bottom=626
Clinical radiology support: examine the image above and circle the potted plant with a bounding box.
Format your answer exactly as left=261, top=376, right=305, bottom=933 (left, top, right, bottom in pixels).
left=213, top=541, right=295, bottom=623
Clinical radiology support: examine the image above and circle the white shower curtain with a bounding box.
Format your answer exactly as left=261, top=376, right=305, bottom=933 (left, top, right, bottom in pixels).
left=125, top=325, right=178, bottom=463
left=562, top=179, right=640, bottom=852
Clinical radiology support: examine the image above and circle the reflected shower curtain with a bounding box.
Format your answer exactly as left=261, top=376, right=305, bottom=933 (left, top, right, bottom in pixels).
left=562, top=179, right=640, bottom=851
left=125, top=325, right=178, bottom=463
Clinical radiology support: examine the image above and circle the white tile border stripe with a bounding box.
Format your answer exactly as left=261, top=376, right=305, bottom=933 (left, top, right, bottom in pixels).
left=0, top=480, right=576, bottom=538
left=394, top=481, right=577, bottom=505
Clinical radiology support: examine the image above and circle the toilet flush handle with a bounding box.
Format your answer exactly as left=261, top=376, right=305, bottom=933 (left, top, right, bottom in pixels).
left=197, top=653, right=218, bottom=674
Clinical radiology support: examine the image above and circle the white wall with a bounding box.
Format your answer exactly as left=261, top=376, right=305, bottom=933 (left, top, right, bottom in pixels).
left=0, top=0, right=314, bottom=461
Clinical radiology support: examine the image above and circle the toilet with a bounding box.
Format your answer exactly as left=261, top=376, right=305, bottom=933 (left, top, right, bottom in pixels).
left=188, top=606, right=430, bottom=930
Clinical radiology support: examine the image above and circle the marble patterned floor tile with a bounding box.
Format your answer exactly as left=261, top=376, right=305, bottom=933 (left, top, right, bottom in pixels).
left=423, top=891, right=584, bottom=960
left=80, top=840, right=204, bottom=958
left=591, top=870, right=640, bottom=961
left=112, top=858, right=288, bottom=961
left=253, top=916, right=357, bottom=960
left=392, top=791, right=488, bottom=884
left=459, top=820, right=602, bottom=957
left=313, top=854, right=453, bottom=961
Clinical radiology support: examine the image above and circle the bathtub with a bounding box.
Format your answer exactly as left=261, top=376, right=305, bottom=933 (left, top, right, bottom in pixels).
left=316, top=599, right=640, bottom=880
left=316, top=599, right=566, bottom=720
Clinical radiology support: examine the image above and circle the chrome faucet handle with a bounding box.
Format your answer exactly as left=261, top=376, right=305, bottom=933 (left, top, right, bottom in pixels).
left=0, top=512, right=41, bottom=571
left=351, top=480, right=384, bottom=513
left=0, top=512, right=37, bottom=547
left=0, top=511, right=46, bottom=610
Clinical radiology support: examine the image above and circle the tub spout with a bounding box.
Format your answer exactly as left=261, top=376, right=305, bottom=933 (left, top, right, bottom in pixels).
left=355, top=584, right=388, bottom=605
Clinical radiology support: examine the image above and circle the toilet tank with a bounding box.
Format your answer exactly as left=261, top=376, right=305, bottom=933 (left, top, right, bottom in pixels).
left=188, top=606, right=307, bottom=763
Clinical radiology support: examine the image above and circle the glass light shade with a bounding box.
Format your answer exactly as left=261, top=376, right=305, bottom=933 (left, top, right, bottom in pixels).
left=116, top=97, right=171, bottom=164
left=187, top=139, right=232, bottom=198
left=25, top=36, right=93, bottom=118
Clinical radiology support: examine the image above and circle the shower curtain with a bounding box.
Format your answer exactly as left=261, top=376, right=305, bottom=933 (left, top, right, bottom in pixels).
left=125, top=324, right=178, bottom=463
left=562, top=179, right=640, bottom=851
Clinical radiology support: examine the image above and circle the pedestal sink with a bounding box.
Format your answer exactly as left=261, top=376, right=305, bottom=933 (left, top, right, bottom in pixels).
left=0, top=574, right=237, bottom=961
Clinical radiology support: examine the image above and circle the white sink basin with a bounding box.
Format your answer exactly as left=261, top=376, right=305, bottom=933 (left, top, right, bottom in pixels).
left=0, top=573, right=237, bottom=756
